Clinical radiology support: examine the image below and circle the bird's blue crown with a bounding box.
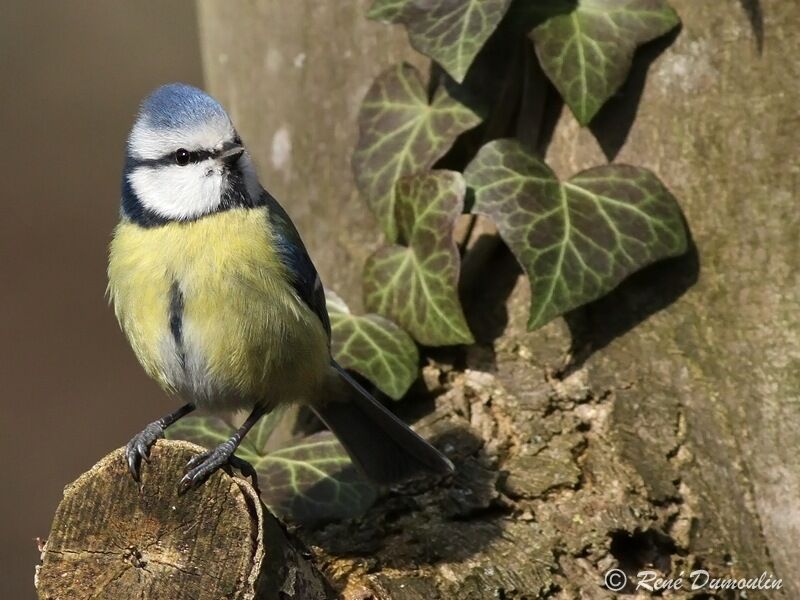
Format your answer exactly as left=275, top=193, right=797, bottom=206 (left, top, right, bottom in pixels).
left=137, top=83, right=228, bottom=130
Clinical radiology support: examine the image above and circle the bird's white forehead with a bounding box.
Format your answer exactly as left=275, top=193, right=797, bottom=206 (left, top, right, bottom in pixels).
left=128, top=115, right=235, bottom=160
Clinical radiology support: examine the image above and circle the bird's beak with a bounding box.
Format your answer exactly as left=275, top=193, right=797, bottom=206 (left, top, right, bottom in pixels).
left=217, top=143, right=244, bottom=166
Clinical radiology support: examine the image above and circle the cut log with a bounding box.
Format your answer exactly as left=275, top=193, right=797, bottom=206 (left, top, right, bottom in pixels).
left=36, top=440, right=331, bottom=600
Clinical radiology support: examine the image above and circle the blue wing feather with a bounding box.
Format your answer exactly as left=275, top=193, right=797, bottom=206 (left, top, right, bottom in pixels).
left=262, top=189, right=331, bottom=340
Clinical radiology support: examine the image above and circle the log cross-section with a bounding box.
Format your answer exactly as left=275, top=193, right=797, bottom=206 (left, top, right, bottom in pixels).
left=36, top=440, right=330, bottom=599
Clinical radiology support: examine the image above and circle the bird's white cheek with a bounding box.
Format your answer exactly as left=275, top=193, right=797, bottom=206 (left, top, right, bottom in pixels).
left=129, top=164, right=223, bottom=220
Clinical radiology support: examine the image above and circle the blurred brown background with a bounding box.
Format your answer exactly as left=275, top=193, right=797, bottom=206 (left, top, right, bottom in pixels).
left=0, top=1, right=203, bottom=597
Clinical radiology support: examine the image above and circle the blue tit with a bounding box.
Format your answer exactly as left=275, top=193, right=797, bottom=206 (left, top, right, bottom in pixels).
left=108, top=83, right=453, bottom=492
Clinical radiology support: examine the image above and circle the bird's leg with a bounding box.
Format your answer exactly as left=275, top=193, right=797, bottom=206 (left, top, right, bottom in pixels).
left=179, top=405, right=267, bottom=494
left=126, top=402, right=196, bottom=481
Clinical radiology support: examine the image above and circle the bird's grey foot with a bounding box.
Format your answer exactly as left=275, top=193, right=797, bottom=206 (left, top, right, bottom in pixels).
left=179, top=441, right=259, bottom=494
left=125, top=422, right=165, bottom=481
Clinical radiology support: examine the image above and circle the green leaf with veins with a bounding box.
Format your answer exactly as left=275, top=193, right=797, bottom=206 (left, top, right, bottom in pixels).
left=364, top=170, right=474, bottom=346
left=255, top=432, right=377, bottom=524
left=167, top=412, right=281, bottom=465
left=167, top=416, right=376, bottom=523
left=326, top=291, right=419, bottom=400
left=237, top=410, right=282, bottom=459
left=368, top=0, right=513, bottom=83
left=530, top=0, right=679, bottom=125
left=166, top=414, right=232, bottom=450
left=464, top=139, right=687, bottom=329
left=353, top=63, right=482, bottom=240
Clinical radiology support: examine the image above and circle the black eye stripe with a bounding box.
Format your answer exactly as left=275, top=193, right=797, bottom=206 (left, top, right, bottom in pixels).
left=191, top=150, right=214, bottom=162
left=131, top=149, right=217, bottom=168
left=177, top=148, right=217, bottom=166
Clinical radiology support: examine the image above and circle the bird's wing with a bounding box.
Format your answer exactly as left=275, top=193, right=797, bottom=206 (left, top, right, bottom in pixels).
left=262, top=189, right=332, bottom=340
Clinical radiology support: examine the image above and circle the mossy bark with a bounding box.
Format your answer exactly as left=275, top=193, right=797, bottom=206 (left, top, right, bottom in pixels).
left=191, top=1, right=798, bottom=598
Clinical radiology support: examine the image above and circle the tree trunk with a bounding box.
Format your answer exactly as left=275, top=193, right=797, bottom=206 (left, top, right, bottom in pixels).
left=542, top=2, right=799, bottom=595
left=193, top=1, right=798, bottom=598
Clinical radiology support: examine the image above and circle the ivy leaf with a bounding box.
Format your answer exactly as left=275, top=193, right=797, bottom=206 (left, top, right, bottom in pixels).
left=256, top=432, right=377, bottom=524
left=368, top=0, right=513, bottom=83
left=353, top=63, right=482, bottom=239
left=464, top=139, right=687, bottom=329
left=167, top=416, right=376, bottom=523
left=166, top=415, right=232, bottom=451
left=326, top=291, right=420, bottom=400
left=167, top=413, right=281, bottom=465
left=530, top=0, right=679, bottom=125
left=236, top=410, right=282, bottom=460
left=364, top=170, right=474, bottom=346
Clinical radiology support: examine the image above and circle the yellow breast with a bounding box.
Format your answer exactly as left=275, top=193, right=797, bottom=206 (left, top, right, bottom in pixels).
left=107, top=207, right=329, bottom=408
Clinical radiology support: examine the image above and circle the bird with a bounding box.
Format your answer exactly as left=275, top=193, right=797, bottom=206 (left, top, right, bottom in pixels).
left=108, top=83, right=454, bottom=493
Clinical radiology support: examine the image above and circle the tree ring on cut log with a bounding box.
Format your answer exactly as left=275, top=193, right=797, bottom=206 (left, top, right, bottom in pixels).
left=36, top=440, right=265, bottom=600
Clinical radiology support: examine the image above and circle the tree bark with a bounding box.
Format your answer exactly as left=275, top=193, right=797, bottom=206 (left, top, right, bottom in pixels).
left=542, top=2, right=800, bottom=595
left=191, top=1, right=797, bottom=598
left=36, top=441, right=330, bottom=599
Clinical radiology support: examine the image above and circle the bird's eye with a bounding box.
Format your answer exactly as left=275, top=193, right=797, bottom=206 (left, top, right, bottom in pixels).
left=175, top=148, right=191, bottom=166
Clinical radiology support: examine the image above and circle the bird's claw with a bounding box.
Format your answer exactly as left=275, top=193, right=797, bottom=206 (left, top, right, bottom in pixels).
left=229, top=455, right=261, bottom=494
left=179, top=440, right=236, bottom=494
left=125, top=422, right=165, bottom=481
left=178, top=442, right=259, bottom=495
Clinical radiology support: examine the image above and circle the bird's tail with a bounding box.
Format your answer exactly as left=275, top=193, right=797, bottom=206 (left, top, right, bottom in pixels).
left=312, top=361, right=454, bottom=484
